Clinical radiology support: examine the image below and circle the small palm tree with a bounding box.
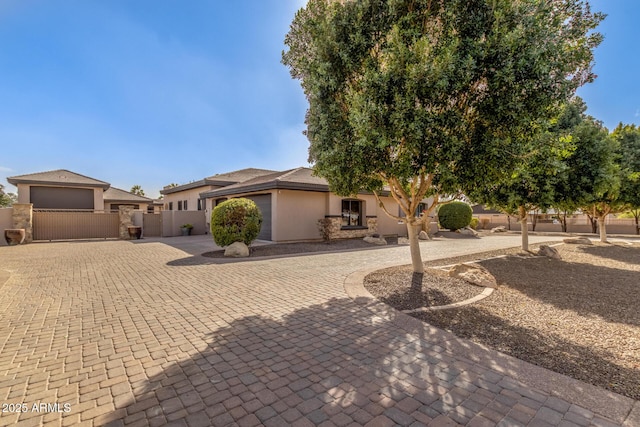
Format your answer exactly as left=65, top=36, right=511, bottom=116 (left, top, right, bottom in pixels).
left=130, top=185, right=145, bottom=196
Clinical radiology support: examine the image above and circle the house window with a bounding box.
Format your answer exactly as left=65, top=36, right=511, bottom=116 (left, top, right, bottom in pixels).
left=168, top=202, right=173, bottom=210
left=341, top=199, right=363, bottom=227
left=178, top=201, right=182, bottom=211
left=183, top=200, right=188, bottom=210
left=197, top=199, right=204, bottom=211
left=399, top=202, right=428, bottom=218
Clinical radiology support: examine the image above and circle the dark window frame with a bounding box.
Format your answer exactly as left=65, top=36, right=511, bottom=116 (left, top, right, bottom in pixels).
left=341, top=199, right=364, bottom=228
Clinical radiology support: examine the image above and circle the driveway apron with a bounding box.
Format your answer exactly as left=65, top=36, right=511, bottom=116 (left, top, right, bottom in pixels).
left=0, top=236, right=637, bottom=426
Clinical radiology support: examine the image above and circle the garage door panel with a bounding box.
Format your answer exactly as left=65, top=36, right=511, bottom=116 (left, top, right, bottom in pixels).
left=246, top=194, right=271, bottom=241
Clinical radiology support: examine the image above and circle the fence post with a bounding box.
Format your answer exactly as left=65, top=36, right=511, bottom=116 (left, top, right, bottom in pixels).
left=12, top=203, right=33, bottom=243
left=118, top=205, right=135, bottom=240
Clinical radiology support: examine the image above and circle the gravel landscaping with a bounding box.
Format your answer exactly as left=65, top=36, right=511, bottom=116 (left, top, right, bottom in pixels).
left=364, top=242, right=640, bottom=400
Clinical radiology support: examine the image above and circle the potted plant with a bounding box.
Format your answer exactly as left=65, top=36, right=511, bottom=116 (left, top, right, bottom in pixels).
left=127, top=226, right=142, bottom=240
left=180, top=223, right=194, bottom=236
left=4, top=228, right=26, bottom=246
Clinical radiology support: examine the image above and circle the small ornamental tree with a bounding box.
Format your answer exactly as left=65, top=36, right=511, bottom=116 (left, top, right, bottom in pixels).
left=210, top=198, right=262, bottom=247
left=283, top=0, right=603, bottom=273
left=438, top=202, right=472, bottom=231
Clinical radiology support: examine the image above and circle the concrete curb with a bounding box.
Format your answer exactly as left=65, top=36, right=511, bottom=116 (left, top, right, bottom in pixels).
left=344, top=265, right=638, bottom=425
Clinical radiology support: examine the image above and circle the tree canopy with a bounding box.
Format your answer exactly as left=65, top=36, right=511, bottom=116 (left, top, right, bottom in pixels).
left=130, top=185, right=145, bottom=196
left=0, top=184, right=17, bottom=208
left=612, top=123, right=640, bottom=234
left=283, top=0, right=603, bottom=271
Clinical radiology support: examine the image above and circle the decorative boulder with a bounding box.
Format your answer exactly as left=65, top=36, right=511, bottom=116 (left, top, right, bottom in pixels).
left=459, top=226, right=478, bottom=237
left=418, top=230, right=430, bottom=240
left=491, top=226, right=507, bottom=233
left=363, top=236, right=387, bottom=245
left=448, top=263, right=497, bottom=288
left=538, top=245, right=561, bottom=259
left=224, top=241, right=249, bottom=258
left=563, top=237, right=592, bottom=245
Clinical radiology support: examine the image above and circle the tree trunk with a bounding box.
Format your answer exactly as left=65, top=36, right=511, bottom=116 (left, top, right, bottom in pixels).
left=518, top=206, right=529, bottom=252
left=598, top=216, right=608, bottom=243
left=560, top=212, right=568, bottom=233
left=587, top=214, right=598, bottom=234
left=406, top=221, right=424, bottom=274
left=531, top=210, right=537, bottom=232
left=634, top=210, right=639, bottom=235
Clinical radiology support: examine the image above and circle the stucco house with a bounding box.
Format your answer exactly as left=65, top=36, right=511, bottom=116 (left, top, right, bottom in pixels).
left=196, top=167, right=428, bottom=242
left=103, top=187, right=155, bottom=213
left=7, top=169, right=153, bottom=211
left=159, top=168, right=277, bottom=213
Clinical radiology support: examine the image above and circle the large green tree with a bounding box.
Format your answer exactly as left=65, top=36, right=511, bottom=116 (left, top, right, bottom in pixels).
left=553, top=107, right=619, bottom=242
left=613, top=124, right=640, bottom=234
left=283, top=0, right=603, bottom=272
left=470, top=129, right=566, bottom=251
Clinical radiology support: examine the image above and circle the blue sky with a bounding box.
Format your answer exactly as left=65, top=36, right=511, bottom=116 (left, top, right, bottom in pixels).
left=1, top=1, right=638, bottom=198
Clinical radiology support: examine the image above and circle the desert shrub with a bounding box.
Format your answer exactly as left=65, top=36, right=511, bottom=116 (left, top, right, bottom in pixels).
left=438, top=202, right=472, bottom=231
left=469, top=217, right=479, bottom=230
left=211, top=198, right=262, bottom=246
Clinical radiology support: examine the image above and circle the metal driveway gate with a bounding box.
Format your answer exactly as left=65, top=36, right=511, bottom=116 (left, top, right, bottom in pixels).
left=142, top=213, right=162, bottom=237
left=32, top=210, right=119, bottom=241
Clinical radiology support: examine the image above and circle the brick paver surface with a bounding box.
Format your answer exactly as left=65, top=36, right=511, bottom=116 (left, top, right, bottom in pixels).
left=0, top=235, right=637, bottom=426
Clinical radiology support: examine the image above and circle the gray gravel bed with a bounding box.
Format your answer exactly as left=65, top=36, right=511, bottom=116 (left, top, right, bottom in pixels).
left=366, top=242, right=640, bottom=400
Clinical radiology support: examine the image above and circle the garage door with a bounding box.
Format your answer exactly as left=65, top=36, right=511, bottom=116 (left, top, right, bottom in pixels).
left=246, top=194, right=272, bottom=241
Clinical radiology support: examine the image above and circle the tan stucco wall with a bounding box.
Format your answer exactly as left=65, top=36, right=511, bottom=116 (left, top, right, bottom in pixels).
left=93, top=189, right=104, bottom=211
left=272, top=190, right=326, bottom=242
left=163, top=186, right=215, bottom=211
left=0, top=208, right=13, bottom=246
left=376, top=196, right=409, bottom=237
left=161, top=210, right=207, bottom=237
left=17, top=184, right=29, bottom=204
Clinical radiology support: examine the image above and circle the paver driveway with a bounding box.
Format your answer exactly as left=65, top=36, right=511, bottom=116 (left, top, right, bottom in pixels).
left=0, top=235, right=638, bottom=427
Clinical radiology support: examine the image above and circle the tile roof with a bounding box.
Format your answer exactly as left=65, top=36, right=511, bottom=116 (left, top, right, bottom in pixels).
left=103, top=187, right=152, bottom=203
left=7, top=169, right=111, bottom=189
left=200, top=167, right=350, bottom=198
left=160, top=168, right=278, bottom=195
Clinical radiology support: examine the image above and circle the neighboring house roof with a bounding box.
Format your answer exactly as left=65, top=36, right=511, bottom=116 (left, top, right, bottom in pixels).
left=160, top=168, right=277, bottom=195
left=7, top=169, right=111, bottom=190
left=103, top=187, right=152, bottom=203
left=200, top=167, right=390, bottom=198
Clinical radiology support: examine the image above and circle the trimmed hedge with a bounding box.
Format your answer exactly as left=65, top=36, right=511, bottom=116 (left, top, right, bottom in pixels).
left=438, top=201, right=473, bottom=231
left=211, top=198, right=262, bottom=247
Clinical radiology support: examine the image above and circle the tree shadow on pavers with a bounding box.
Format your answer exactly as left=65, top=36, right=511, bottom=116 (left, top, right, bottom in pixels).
left=99, top=297, right=525, bottom=427
left=414, top=302, right=640, bottom=401
left=479, top=255, right=640, bottom=327
left=98, top=294, right=634, bottom=427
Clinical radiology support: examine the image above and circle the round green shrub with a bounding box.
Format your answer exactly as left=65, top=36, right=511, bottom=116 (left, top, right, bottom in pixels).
left=211, top=198, right=262, bottom=246
left=438, top=202, right=473, bottom=231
